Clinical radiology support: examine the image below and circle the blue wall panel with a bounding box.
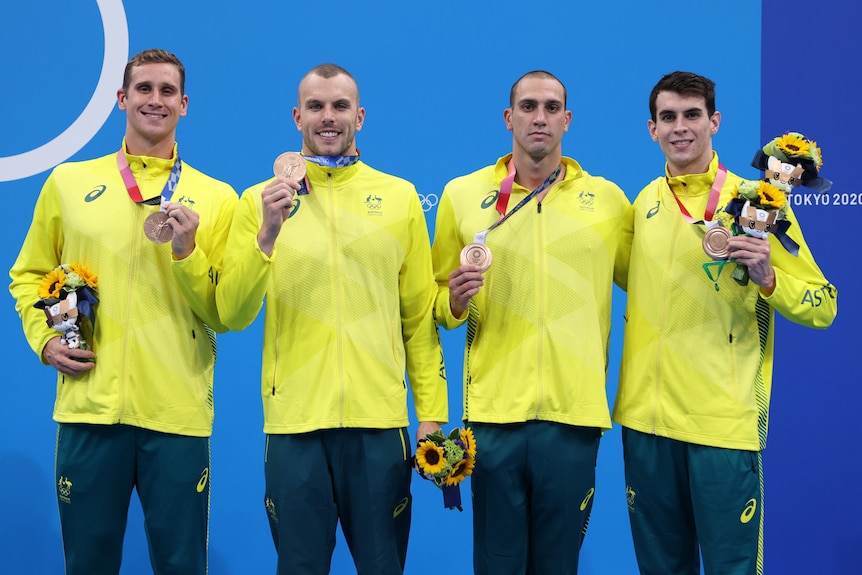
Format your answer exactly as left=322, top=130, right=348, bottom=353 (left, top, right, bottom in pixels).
left=761, top=1, right=862, bottom=574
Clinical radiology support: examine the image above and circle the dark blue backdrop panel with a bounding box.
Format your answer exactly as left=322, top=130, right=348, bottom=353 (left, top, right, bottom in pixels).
left=1, top=1, right=762, bottom=573
left=761, top=2, right=862, bottom=574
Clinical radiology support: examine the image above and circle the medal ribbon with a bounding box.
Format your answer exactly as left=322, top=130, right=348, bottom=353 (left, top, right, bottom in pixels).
left=302, top=153, right=361, bottom=169
left=667, top=163, right=726, bottom=224
left=292, top=152, right=361, bottom=196
left=473, top=162, right=561, bottom=244
left=117, top=149, right=182, bottom=209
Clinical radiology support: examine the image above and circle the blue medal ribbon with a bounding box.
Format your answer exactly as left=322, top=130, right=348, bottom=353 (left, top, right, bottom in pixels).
left=293, top=153, right=361, bottom=196
left=473, top=164, right=561, bottom=244
left=117, top=148, right=182, bottom=208
left=302, top=154, right=361, bottom=169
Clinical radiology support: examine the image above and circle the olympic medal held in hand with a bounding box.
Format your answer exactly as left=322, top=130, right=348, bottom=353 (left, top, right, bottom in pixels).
left=703, top=226, right=732, bottom=260
left=460, top=243, right=493, bottom=272
left=273, top=152, right=307, bottom=182
left=144, top=211, right=173, bottom=244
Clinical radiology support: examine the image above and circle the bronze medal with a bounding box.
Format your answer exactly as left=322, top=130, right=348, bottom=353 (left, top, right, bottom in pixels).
left=703, top=226, right=732, bottom=260
left=273, top=152, right=307, bottom=182
left=460, top=243, right=492, bottom=272
left=144, top=211, right=173, bottom=244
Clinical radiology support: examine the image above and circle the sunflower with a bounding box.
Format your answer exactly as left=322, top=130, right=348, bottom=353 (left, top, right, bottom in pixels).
left=445, top=457, right=476, bottom=486
left=736, top=180, right=760, bottom=202
left=810, top=141, right=824, bottom=169
left=460, top=427, right=476, bottom=458
left=416, top=441, right=447, bottom=475
left=69, top=262, right=98, bottom=289
left=38, top=268, right=67, bottom=299
left=756, top=181, right=786, bottom=210
left=775, top=133, right=811, bottom=159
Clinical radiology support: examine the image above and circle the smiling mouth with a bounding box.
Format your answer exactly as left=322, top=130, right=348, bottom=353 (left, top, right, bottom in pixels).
left=318, top=130, right=340, bottom=138
left=142, top=111, right=166, bottom=119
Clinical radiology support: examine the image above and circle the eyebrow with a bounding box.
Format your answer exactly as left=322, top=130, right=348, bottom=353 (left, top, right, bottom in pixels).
left=305, top=98, right=353, bottom=107
left=659, top=107, right=703, bottom=116
left=518, top=98, right=563, bottom=106
left=134, top=81, right=178, bottom=90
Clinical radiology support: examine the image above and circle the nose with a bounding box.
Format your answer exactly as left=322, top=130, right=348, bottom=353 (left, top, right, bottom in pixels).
left=148, top=91, right=162, bottom=106
left=673, top=116, right=688, bottom=132
left=534, top=107, right=546, bottom=125
left=322, top=105, right=336, bottom=122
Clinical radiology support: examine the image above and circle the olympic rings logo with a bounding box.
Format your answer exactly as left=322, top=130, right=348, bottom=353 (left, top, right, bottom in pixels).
left=419, top=193, right=439, bottom=212
left=0, top=0, right=128, bottom=183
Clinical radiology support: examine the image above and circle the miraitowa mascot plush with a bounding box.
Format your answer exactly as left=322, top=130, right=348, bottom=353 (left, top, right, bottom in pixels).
left=702, top=132, right=831, bottom=289
left=42, top=291, right=83, bottom=349
left=735, top=132, right=833, bottom=256
left=33, top=264, right=99, bottom=356
left=751, top=131, right=832, bottom=195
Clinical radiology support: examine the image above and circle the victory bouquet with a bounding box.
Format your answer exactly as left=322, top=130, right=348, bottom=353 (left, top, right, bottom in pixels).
left=752, top=131, right=831, bottom=195
left=415, top=427, right=476, bottom=510
left=34, top=262, right=99, bottom=355
left=702, top=132, right=830, bottom=289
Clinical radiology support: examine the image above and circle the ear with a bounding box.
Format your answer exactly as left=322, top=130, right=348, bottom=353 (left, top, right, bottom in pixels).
left=355, top=106, right=366, bottom=132
left=292, top=107, right=302, bottom=131
left=647, top=119, right=658, bottom=142
left=117, top=89, right=127, bottom=111
left=179, top=94, right=189, bottom=118
left=710, top=110, right=721, bottom=135
left=503, top=108, right=513, bottom=131
left=563, top=110, right=572, bottom=133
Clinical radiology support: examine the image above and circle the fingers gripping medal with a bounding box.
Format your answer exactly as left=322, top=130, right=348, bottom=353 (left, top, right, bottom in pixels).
left=460, top=243, right=493, bottom=272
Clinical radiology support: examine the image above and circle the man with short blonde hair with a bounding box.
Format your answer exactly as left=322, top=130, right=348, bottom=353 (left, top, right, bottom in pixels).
left=9, top=48, right=237, bottom=575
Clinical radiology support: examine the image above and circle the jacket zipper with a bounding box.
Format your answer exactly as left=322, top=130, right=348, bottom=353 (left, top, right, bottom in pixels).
left=118, top=178, right=146, bottom=423
left=651, top=188, right=679, bottom=433
left=535, top=201, right=545, bottom=419
left=327, top=172, right=346, bottom=427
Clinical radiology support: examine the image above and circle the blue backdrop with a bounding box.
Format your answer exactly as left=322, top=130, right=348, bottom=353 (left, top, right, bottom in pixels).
left=1, top=1, right=855, bottom=573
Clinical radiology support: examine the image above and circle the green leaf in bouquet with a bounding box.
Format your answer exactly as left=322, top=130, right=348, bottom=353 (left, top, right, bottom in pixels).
left=731, top=264, right=750, bottom=286
left=425, top=430, right=446, bottom=443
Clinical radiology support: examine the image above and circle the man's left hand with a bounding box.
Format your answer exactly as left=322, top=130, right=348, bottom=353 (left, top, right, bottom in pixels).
left=415, top=421, right=443, bottom=447
left=164, top=201, right=200, bottom=260
left=727, top=235, right=775, bottom=295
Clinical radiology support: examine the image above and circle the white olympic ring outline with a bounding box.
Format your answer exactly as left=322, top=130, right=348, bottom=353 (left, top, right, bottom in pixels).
left=0, top=0, right=128, bottom=183
left=419, top=193, right=439, bottom=212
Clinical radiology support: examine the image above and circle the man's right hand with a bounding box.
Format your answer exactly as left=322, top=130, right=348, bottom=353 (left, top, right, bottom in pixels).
left=258, top=177, right=303, bottom=256
left=448, top=264, right=485, bottom=318
left=42, top=337, right=95, bottom=377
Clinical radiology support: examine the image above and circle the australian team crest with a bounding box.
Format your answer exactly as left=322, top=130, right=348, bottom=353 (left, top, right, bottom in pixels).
left=366, top=194, right=383, bottom=215
left=58, top=476, right=73, bottom=503
left=578, top=189, right=595, bottom=210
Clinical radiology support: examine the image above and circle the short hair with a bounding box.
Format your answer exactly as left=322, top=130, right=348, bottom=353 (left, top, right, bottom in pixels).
left=649, top=71, right=715, bottom=122
left=299, top=63, right=360, bottom=104
left=509, top=70, right=567, bottom=108
left=123, top=48, right=186, bottom=94
left=305, top=63, right=355, bottom=81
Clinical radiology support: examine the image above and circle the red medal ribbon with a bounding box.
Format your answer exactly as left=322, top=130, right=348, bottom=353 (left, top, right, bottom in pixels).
left=117, top=148, right=182, bottom=207
left=117, top=149, right=144, bottom=203
left=495, top=159, right=517, bottom=216
left=668, top=163, right=726, bottom=223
